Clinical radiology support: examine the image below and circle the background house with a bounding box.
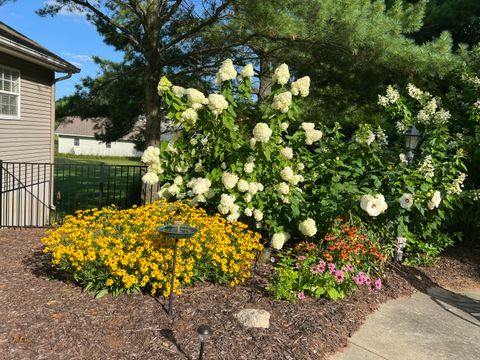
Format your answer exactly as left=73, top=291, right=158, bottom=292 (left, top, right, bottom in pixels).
left=56, top=117, right=143, bottom=157
left=0, top=22, right=79, bottom=227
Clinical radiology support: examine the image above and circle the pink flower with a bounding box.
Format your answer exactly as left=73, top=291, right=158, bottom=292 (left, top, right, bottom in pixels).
left=345, top=264, right=354, bottom=272
left=328, top=263, right=336, bottom=271
left=298, top=291, right=305, bottom=300
left=354, top=275, right=364, bottom=286
left=374, top=278, right=382, bottom=290
left=365, top=277, right=371, bottom=286
left=334, top=270, right=345, bottom=284
left=297, top=255, right=306, bottom=261
left=318, top=260, right=326, bottom=267
left=295, top=262, right=301, bottom=269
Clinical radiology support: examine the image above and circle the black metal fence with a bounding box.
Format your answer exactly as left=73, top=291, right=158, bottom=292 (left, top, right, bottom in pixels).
left=0, top=160, right=156, bottom=228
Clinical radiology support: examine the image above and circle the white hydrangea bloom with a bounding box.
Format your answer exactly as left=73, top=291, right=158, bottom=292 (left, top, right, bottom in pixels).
left=399, top=153, right=408, bottom=166
left=239, top=63, right=254, bottom=78
left=257, top=183, right=264, bottom=192
left=244, top=208, right=253, bottom=217
left=271, top=91, right=292, bottom=113
left=172, top=85, right=186, bottom=98
left=186, top=88, right=208, bottom=109
left=215, top=59, right=237, bottom=84
left=244, top=162, right=254, bottom=174
left=273, top=63, right=290, bottom=85
left=250, top=138, right=257, bottom=149
left=280, top=122, right=289, bottom=131
left=297, top=163, right=305, bottom=171
left=142, top=172, right=159, bottom=185
left=227, top=212, right=240, bottom=222
left=181, top=108, right=198, bottom=125
left=222, top=172, right=239, bottom=189
left=168, top=184, right=181, bottom=196
left=277, top=182, right=290, bottom=195
left=305, top=129, right=323, bottom=145
left=252, top=123, right=273, bottom=143
left=244, top=193, right=252, bottom=203
left=247, top=182, right=259, bottom=195
left=280, top=166, right=294, bottom=182
left=288, top=174, right=302, bottom=186
left=141, top=146, right=160, bottom=164
left=157, top=76, right=172, bottom=95
left=419, top=155, right=434, bottom=178
left=280, top=147, right=294, bottom=160
left=427, top=191, right=441, bottom=210
left=298, top=218, right=317, bottom=237
left=399, top=193, right=413, bottom=209
left=207, top=94, right=229, bottom=116
left=376, top=126, right=388, bottom=146
left=174, top=176, right=183, bottom=186
left=435, top=109, right=451, bottom=124
left=271, top=232, right=287, bottom=250
left=237, top=179, right=249, bottom=193
left=448, top=173, right=466, bottom=194
left=253, top=209, right=263, bottom=221
left=187, top=177, right=212, bottom=195
left=148, top=162, right=164, bottom=175
left=301, top=122, right=315, bottom=131
left=290, top=76, right=310, bottom=97
left=407, top=83, right=423, bottom=101
left=360, top=194, right=388, bottom=217
left=377, top=85, right=400, bottom=107
left=218, top=194, right=237, bottom=215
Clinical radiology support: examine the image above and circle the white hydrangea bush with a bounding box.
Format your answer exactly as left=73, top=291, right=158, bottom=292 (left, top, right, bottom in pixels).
left=143, top=63, right=466, bottom=261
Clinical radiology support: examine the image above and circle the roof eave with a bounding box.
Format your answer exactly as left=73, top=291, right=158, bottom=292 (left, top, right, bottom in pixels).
left=0, top=37, right=80, bottom=73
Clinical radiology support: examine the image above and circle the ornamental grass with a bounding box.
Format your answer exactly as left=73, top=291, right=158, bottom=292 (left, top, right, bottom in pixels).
left=42, top=201, right=263, bottom=298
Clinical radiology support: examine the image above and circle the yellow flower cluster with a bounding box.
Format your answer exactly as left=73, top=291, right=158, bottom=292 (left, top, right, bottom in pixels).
left=42, top=201, right=263, bottom=297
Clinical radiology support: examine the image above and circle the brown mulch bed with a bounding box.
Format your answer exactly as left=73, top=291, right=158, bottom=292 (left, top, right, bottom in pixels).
left=1, top=229, right=479, bottom=360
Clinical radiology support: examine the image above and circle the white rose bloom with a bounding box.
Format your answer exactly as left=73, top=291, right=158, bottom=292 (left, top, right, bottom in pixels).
left=280, top=166, right=294, bottom=182
left=277, top=182, right=290, bottom=195
left=271, top=91, right=292, bottom=113
left=399, top=193, right=414, bottom=209
left=280, top=147, right=294, bottom=160
left=297, top=163, right=305, bottom=171
left=186, top=88, right=208, bottom=109
left=298, top=218, right=317, bottom=237
left=280, top=122, right=289, bottom=131
left=252, top=123, right=273, bottom=143
left=168, top=184, right=181, bottom=196
left=244, top=162, right=255, bottom=174
left=172, top=85, right=186, bottom=98
left=173, top=176, right=183, bottom=186
left=250, top=138, right=257, bottom=149
left=247, top=182, right=259, bottom=195
left=244, top=208, right=253, bottom=217
left=141, top=146, right=161, bottom=164
left=301, top=122, right=315, bottom=131
left=215, top=59, right=237, bottom=84
left=142, top=172, right=159, bottom=185
left=237, top=179, right=249, bottom=193
left=181, top=108, right=198, bottom=124
left=253, top=209, right=264, bottom=221
left=239, top=63, right=254, bottom=78
left=291, top=76, right=310, bottom=97
left=427, top=191, right=441, bottom=210
left=305, top=129, right=323, bottom=145
left=207, top=93, right=229, bottom=116
left=271, top=232, right=287, bottom=250
left=222, top=172, right=239, bottom=189
left=273, top=63, right=290, bottom=85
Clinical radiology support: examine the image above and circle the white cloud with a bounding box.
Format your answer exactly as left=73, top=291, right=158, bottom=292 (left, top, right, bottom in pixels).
left=62, top=51, right=93, bottom=62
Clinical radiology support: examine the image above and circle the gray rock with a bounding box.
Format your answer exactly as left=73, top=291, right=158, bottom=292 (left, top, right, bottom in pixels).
left=234, top=308, right=270, bottom=328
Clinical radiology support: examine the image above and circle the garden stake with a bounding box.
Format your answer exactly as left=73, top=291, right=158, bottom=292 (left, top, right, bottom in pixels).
left=197, top=324, right=212, bottom=360
left=168, top=238, right=179, bottom=317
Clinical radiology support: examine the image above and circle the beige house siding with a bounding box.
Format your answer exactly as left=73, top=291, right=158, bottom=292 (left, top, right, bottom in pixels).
left=0, top=52, right=54, bottom=163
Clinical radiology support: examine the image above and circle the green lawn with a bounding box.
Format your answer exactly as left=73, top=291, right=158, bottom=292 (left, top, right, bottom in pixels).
left=52, top=154, right=145, bottom=222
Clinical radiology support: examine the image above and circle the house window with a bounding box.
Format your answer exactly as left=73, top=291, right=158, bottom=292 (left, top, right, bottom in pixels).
left=74, top=138, right=80, bottom=146
left=106, top=142, right=111, bottom=148
left=0, top=66, right=20, bottom=118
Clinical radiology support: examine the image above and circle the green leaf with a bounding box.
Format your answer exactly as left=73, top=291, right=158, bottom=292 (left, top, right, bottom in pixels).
left=95, top=288, right=109, bottom=299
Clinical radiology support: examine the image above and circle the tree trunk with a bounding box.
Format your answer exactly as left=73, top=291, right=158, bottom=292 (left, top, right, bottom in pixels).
left=144, top=65, right=162, bottom=148
left=258, top=54, right=272, bottom=102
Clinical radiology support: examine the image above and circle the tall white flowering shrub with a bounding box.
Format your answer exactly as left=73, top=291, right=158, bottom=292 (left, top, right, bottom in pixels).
left=142, top=61, right=466, bottom=263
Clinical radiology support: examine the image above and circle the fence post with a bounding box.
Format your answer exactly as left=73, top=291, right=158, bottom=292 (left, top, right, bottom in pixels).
left=0, top=160, right=3, bottom=228
left=99, top=162, right=105, bottom=210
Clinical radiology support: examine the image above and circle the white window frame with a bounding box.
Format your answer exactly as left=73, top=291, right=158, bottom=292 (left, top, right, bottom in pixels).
left=0, top=64, right=21, bottom=120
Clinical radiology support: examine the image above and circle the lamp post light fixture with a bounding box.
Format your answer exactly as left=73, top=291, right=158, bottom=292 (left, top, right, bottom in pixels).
left=404, top=125, right=421, bottom=165
left=197, top=324, right=212, bottom=360
left=157, top=222, right=198, bottom=318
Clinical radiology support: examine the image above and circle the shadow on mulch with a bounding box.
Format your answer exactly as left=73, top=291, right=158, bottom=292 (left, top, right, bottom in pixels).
left=22, top=247, right=72, bottom=283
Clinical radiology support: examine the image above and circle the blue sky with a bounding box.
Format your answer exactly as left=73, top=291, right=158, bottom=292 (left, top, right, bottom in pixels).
left=0, top=1, right=124, bottom=99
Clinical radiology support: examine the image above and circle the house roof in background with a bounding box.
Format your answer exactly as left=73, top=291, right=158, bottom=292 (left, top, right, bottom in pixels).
left=0, top=21, right=80, bottom=73
left=55, top=117, right=143, bottom=141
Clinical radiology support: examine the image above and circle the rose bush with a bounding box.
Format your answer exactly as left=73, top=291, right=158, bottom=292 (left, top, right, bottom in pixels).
left=141, top=60, right=466, bottom=264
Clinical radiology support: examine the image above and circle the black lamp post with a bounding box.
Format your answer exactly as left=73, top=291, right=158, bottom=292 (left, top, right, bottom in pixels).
left=197, top=324, right=212, bottom=360
left=404, top=125, right=421, bottom=165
